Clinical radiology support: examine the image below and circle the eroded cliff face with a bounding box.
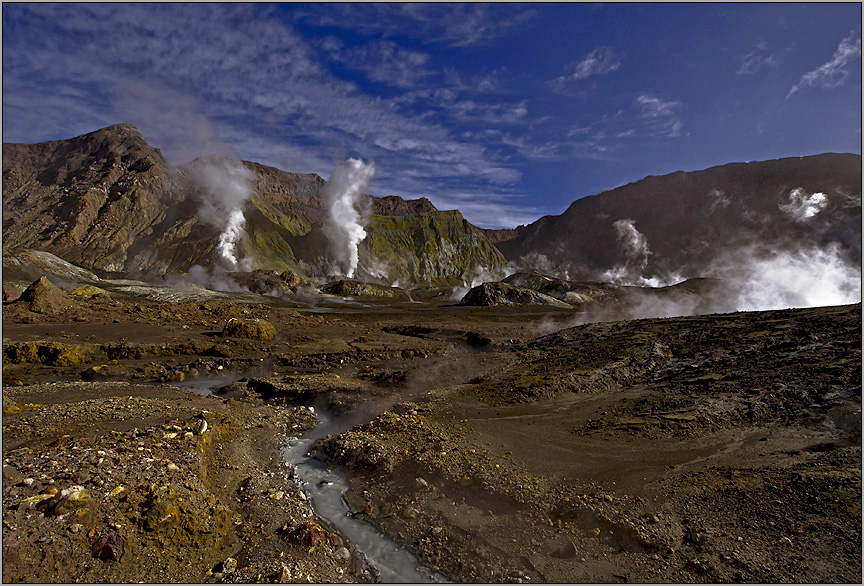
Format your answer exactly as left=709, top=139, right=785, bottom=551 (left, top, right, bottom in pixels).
left=2, top=124, right=505, bottom=285
left=3, top=124, right=176, bottom=273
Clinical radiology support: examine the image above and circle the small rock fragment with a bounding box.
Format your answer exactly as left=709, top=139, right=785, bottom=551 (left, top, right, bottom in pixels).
left=91, top=532, right=125, bottom=561
left=334, top=546, right=351, bottom=563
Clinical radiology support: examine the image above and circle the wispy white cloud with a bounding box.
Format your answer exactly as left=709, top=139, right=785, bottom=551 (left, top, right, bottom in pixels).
left=331, top=40, right=434, bottom=89
left=549, top=46, right=621, bottom=93
left=737, top=41, right=782, bottom=75
left=297, top=3, right=540, bottom=48
left=787, top=32, right=861, bottom=98
left=636, top=94, right=684, bottom=137
left=2, top=3, right=532, bottom=228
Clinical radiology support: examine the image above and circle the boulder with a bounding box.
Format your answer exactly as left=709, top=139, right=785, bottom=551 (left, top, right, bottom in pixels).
left=459, top=282, right=572, bottom=308
left=221, top=318, right=275, bottom=340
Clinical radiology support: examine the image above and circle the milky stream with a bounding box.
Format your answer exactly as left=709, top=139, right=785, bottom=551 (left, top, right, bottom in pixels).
left=183, top=376, right=448, bottom=583
left=281, top=409, right=449, bottom=583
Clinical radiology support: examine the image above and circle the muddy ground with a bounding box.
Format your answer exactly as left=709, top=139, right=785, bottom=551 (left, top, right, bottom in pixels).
left=2, top=286, right=861, bottom=583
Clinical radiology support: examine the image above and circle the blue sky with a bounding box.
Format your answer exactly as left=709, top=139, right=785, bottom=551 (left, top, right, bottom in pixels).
left=3, top=3, right=861, bottom=229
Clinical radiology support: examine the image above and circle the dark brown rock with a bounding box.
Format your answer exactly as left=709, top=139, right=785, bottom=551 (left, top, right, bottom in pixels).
left=459, top=281, right=572, bottom=308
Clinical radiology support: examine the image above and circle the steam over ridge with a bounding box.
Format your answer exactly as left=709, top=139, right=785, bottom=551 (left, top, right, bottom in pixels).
left=189, top=157, right=256, bottom=270
left=323, top=158, right=376, bottom=278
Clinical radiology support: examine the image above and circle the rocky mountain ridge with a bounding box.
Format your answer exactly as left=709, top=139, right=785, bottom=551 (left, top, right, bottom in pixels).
left=3, top=125, right=503, bottom=286
left=4, top=124, right=860, bottom=293
left=494, top=153, right=862, bottom=282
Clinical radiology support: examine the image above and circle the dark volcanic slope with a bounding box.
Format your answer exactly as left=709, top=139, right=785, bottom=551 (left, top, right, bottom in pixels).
left=496, top=154, right=862, bottom=280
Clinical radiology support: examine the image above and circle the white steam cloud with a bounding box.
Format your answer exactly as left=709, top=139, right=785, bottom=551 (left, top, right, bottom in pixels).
left=713, top=243, right=861, bottom=311
left=217, top=209, right=246, bottom=268
left=323, top=158, right=376, bottom=278
left=779, top=187, right=828, bottom=222
left=191, top=157, right=256, bottom=270
left=601, top=218, right=682, bottom=287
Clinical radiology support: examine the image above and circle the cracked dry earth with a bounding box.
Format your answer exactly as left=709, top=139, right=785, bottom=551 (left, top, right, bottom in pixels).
left=2, top=293, right=861, bottom=583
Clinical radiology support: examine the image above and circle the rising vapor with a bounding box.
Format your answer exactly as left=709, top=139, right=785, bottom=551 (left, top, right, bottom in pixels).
left=323, top=158, right=376, bottom=278
left=779, top=187, right=828, bottom=222
left=600, top=218, right=682, bottom=287
left=190, top=157, right=256, bottom=270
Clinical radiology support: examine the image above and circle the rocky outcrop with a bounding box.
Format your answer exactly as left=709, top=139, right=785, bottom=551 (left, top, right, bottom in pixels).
left=221, top=318, right=276, bottom=340
left=320, top=280, right=404, bottom=299
left=3, top=124, right=503, bottom=286
left=460, top=281, right=573, bottom=308
left=16, top=276, right=75, bottom=314
left=366, top=195, right=437, bottom=217
left=502, top=272, right=622, bottom=305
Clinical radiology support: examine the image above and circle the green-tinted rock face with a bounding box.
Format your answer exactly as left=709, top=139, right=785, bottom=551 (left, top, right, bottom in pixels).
left=356, top=211, right=506, bottom=286
left=3, top=124, right=505, bottom=287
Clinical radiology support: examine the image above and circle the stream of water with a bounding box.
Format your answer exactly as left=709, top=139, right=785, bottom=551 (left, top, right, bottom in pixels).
left=182, top=376, right=447, bottom=583
left=281, top=409, right=449, bottom=583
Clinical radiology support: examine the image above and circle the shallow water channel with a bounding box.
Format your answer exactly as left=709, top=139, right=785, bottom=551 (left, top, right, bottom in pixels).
left=281, top=409, right=449, bottom=583
left=179, top=376, right=447, bottom=583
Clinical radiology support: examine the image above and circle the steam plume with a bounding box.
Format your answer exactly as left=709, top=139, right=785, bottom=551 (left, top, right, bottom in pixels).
left=190, top=157, right=256, bottom=270
left=779, top=187, right=828, bottom=222
left=217, top=209, right=246, bottom=268
left=601, top=218, right=682, bottom=287
left=323, top=158, right=376, bottom=278
left=713, top=243, right=861, bottom=311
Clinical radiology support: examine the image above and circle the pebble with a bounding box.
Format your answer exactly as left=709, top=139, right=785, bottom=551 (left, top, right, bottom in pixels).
left=277, top=563, right=291, bottom=583
left=334, top=547, right=351, bottom=562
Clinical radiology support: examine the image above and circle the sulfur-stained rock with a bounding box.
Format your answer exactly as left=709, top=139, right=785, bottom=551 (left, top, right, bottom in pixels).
left=221, top=318, right=276, bottom=340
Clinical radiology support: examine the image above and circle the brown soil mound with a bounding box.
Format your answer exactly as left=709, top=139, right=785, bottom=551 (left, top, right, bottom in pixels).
left=17, top=276, right=75, bottom=314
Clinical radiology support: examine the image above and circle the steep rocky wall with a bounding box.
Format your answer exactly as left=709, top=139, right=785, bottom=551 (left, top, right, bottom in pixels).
left=3, top=124, right=503, bottom=286
left=358, top=211, right=507, bottom=286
